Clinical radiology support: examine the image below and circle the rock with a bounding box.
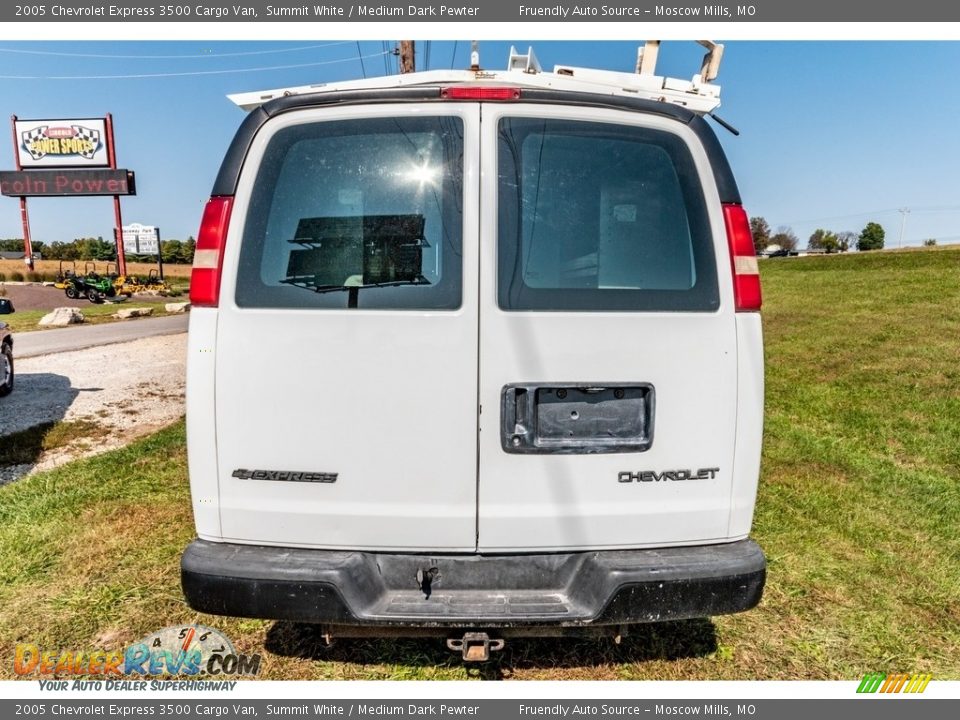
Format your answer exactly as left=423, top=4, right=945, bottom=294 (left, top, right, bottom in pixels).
left=164, top=302, right=191, bottom=314
left=38, top=307, right=85, bottom=327
left=113, top=307, right=154, bottom=320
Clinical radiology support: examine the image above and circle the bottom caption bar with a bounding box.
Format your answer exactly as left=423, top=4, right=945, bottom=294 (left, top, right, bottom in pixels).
left=4, top=700, right=958, bottom=720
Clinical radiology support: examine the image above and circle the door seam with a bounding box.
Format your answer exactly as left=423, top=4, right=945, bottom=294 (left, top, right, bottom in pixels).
left=474, top=102, right=483, bottom=550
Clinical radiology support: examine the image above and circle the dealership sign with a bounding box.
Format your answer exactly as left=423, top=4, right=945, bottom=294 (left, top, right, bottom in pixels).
left=0, top=169, right=135, bottom=197
left=15, top=118, right=109, bottom=168
left=122, top=223, right=160, bottom=255
left=6, top=112, right=135, bottom=275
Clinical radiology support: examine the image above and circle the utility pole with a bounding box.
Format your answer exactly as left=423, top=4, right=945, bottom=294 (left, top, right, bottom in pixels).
left=399, top=41, right=415, bottom=74
left=898, top=207, right=910, bottom=248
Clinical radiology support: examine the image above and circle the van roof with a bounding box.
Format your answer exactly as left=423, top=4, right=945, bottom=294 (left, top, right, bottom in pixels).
left=228, top=44, right=723, bottom=115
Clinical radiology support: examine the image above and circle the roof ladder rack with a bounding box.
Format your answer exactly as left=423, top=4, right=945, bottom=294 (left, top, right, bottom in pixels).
left=229, top=41, right=725, bottom=115
left=507, top=46, right=542, bottom=74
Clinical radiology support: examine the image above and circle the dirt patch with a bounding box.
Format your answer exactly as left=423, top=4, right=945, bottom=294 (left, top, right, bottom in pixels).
left=0, top=333, right=186, bottom=484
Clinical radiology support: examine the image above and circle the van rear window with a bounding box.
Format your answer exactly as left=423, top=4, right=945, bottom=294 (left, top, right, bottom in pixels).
left=235, top=116, right=464, bottom=310
left=497, top=118, right=719, bottom=312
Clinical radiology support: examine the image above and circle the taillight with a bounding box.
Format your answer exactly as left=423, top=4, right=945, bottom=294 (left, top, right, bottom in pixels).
left=190, top=196, right=233, bottom=308
left=722, top=203, right=762, bottom=312
left=440, top=86, right=521, bottom=100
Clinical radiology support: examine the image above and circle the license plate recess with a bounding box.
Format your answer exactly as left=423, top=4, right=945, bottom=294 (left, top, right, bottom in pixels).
left=500, top=383, right=655, bottom=454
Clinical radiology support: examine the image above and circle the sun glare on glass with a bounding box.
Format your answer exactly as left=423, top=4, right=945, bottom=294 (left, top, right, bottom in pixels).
left=405, top=161, right=439, bottom=186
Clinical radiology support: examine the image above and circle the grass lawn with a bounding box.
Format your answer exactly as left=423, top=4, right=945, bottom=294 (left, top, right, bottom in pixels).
left=2, top=299, right=184, bottom=334
left=1, top=247, right=958, bottom=680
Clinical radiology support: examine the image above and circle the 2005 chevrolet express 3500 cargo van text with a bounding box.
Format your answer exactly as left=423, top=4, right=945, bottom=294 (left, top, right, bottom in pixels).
left=181, top=44, right=765, bottom=661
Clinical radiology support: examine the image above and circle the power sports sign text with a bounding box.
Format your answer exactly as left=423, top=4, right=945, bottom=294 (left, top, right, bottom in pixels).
left=14, top=118, right=109, bottom=168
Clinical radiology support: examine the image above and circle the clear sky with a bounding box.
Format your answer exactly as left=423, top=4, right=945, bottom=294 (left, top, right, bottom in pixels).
left=0, top=40, right=958, bottom=249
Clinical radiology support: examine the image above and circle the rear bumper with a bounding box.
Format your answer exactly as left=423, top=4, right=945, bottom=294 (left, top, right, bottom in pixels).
left=181, top=538, right=765, bottom=628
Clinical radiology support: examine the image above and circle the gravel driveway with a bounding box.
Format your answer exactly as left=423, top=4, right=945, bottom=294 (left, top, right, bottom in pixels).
left=0, top=333, right=186, bottom=485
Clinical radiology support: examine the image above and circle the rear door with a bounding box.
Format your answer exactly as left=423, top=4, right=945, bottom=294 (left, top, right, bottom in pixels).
left=477, top=104, right=739, bottom=551
left=214, top=104, right=480, bottom=551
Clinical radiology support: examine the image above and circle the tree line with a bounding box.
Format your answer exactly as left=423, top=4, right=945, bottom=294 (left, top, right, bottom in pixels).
left=749, top=219, right=886, bottom=254
left=0, top=237, right=196, bottom=264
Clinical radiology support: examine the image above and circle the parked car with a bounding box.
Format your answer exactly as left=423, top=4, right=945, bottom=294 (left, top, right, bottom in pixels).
left=181, top=44, right=766, bottom=661
left=0, top=319, right=13, bottom=397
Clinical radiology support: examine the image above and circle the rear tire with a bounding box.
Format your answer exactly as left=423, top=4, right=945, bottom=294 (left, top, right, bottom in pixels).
left=0, top=343, right=13, bottom=397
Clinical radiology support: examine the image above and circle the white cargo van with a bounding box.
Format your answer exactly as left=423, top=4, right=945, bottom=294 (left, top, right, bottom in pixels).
left=182, top=46, right=765, bottom=661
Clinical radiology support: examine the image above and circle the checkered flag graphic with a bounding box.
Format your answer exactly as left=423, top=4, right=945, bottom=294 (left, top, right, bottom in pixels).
left=20, top=126, right=49, bottom=160
left=71, top=125, right=101, bottom=159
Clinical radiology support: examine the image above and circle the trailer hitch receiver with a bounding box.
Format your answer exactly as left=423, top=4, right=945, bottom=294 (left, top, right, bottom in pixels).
left=446, top=632, right=505, bottom=662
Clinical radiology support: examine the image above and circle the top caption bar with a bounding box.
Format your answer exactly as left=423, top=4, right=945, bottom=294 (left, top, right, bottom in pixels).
left=3, top=1, right=956, bottom=22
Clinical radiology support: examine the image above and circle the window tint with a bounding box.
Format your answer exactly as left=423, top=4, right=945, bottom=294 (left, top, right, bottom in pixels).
left=498, top=118, right=719, bottom=312
left=236, top=116, right=463, bottom=309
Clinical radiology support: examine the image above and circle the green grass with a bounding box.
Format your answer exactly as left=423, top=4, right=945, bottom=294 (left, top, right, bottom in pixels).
left=742, top=247, right=960, bottom=679
left=4, top=299, right=182, bottom=333
left=1, top=247, right=958, bottom=680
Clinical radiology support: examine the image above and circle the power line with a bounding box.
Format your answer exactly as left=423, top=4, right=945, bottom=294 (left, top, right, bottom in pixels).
left=777, top=208, right=901, bottom=226
left=777, top=205, right=960, bottom=227
left=450, top=40, right=459, bottom=69
left=356, top=42, right=367, bottom=79
left=0, top=42, right=352, bottom=60
left=0, top=52, right=391, bottom=80
left=909, top=206, right=960, bottom=215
